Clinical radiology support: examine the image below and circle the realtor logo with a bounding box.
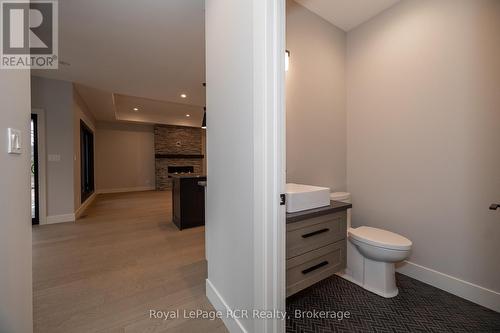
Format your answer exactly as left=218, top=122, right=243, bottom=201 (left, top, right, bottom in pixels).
left=1, top=0, right=58, bottom=69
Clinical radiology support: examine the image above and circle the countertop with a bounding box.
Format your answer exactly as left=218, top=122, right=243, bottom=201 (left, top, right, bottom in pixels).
left=168, top=173, right=206, bottom=179
left=286, top=200, right=352, bottom=224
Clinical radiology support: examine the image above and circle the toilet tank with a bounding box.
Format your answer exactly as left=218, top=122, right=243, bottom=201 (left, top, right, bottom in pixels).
left=330, top=192, right=352, bottom=228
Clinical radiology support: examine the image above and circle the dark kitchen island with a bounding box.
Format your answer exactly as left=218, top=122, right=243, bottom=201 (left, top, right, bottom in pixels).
left=171, top=174, right=207, bottom=230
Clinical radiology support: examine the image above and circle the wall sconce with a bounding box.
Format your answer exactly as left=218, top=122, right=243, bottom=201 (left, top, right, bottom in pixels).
left=285, top=50, right=290, bottom=72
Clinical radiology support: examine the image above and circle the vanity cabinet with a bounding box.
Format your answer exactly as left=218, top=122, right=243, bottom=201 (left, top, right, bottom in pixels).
left=286, top=202, right=350, bottom=297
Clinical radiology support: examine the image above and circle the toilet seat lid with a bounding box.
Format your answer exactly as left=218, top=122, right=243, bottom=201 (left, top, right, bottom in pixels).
left=349, top=226, right=412, bottom=250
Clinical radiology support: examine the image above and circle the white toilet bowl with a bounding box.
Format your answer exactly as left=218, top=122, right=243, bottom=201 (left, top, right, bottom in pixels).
left=348, top=226, right=412, bottom=297
left=331, top=192, right=412, bottom=298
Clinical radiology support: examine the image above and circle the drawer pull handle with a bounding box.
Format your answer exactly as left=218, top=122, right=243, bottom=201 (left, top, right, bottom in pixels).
left=302, top=228, right=329, bottom=238
left=302, top=261, right=329, bottom=275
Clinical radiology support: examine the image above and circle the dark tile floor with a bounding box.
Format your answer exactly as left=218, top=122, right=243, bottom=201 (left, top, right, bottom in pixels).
left=286, top=273, right=500, bottom=332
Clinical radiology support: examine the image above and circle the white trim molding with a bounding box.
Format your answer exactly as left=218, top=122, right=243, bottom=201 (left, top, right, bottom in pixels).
left=75, top=192, right=97, bottom=219
left=206, top=279, right=248, bottom=333
left=46, top=214, right=75, bottom=224
left=397, top=260, right=500, bottom=313
left=96, top=186, right=155, bottom=194
left=252, top=0, right=286, bottom=332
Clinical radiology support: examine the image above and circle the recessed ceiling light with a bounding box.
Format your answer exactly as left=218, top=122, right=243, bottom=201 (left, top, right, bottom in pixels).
left=133, top=107, right=139, bottom=112
left=180, top=94, right=187, bottom=99
left=186, top=114, right=191, bottom=117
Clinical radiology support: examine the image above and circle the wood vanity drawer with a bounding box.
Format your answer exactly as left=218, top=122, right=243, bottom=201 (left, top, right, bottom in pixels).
left=286, top=241, right=346, bottom=297
left=286, top=212, right=346, bottom=259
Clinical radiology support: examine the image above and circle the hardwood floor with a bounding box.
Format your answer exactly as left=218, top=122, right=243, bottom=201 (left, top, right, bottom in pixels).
left=33, top=191, right=227, bottom=333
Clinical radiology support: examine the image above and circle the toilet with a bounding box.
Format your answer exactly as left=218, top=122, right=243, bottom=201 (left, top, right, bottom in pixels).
left=330, top=192, right=412, bottom=298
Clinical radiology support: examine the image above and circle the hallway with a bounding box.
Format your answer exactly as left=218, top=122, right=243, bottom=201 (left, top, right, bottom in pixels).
left=32, top=191, right=227, bottom=332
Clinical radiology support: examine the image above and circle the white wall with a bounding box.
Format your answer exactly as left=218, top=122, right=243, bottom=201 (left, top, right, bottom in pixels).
left=95, top=122, right=155, bottom=192
left=31, top=76, right=75, bottom=217
left=347, top=0, right=500, bottom=295
left=286, top=0, right=347, bottom=192
left=0, top=71, right=33, bottom=332
left=205, top=0, right=255, bottom=330
left=206, top=0, right=286, bottom=330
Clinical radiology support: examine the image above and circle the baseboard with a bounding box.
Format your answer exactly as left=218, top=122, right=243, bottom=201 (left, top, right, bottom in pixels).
left=206, top=279, right=247, bottom=333
left=75, top=192, right=97, bottom=219
left=46, top=213, right=75, bottom=224
left=96, top=186, right=155, bottom=194
left=397, top=260, right=500, bottom=313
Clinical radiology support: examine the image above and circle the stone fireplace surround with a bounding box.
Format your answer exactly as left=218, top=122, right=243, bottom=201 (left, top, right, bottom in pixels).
left=154, top=125, right=204, bottom=190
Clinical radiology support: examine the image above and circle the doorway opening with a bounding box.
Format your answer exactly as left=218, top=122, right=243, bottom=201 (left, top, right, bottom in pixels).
left=29, top=1, right=213, bottom=331
left=80, top=120, right=95, bottom=203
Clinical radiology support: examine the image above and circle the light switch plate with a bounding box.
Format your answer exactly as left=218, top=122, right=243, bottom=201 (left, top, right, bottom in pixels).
left=7, top=128, right=22, bottom=154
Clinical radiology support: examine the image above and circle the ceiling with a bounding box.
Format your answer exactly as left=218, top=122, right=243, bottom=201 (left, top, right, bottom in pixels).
left=73, top=84, right=205, bottom=127
left=74, top=84, right=116, bottom=122
left=33, top=0, right=399, bottom=126
left=33, top=0, right=205, bottom=126
left=294, top=0, right=401, bottom=31
left=114, top=94, right=204, bottom=127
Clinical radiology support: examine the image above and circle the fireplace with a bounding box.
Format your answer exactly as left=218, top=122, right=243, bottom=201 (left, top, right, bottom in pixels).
left=154, top=124, right=204, bottom=190
left=168, top=166, right=194, bottom=174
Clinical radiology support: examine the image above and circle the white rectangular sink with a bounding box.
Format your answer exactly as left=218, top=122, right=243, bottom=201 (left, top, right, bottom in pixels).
left=285, top=183, right=331, bottom=213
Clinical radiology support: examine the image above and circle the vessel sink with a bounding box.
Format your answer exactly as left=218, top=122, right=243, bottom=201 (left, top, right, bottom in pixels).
left=285, top=183, right=331, bottom=213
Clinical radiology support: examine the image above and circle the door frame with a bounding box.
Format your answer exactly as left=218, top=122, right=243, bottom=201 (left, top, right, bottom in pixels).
left=31, top=108, right=47, bottom=225
left=80, top=120, right=95, bottom=204
left=31, top=113, right=39, bottom=225
left=252, top=0, right=286, bottom=332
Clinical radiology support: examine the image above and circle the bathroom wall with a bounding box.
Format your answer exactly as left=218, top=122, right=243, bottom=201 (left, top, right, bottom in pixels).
left=286, top=0, right=347, bottom=192
left=347, top=0, right=500, bottom=295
